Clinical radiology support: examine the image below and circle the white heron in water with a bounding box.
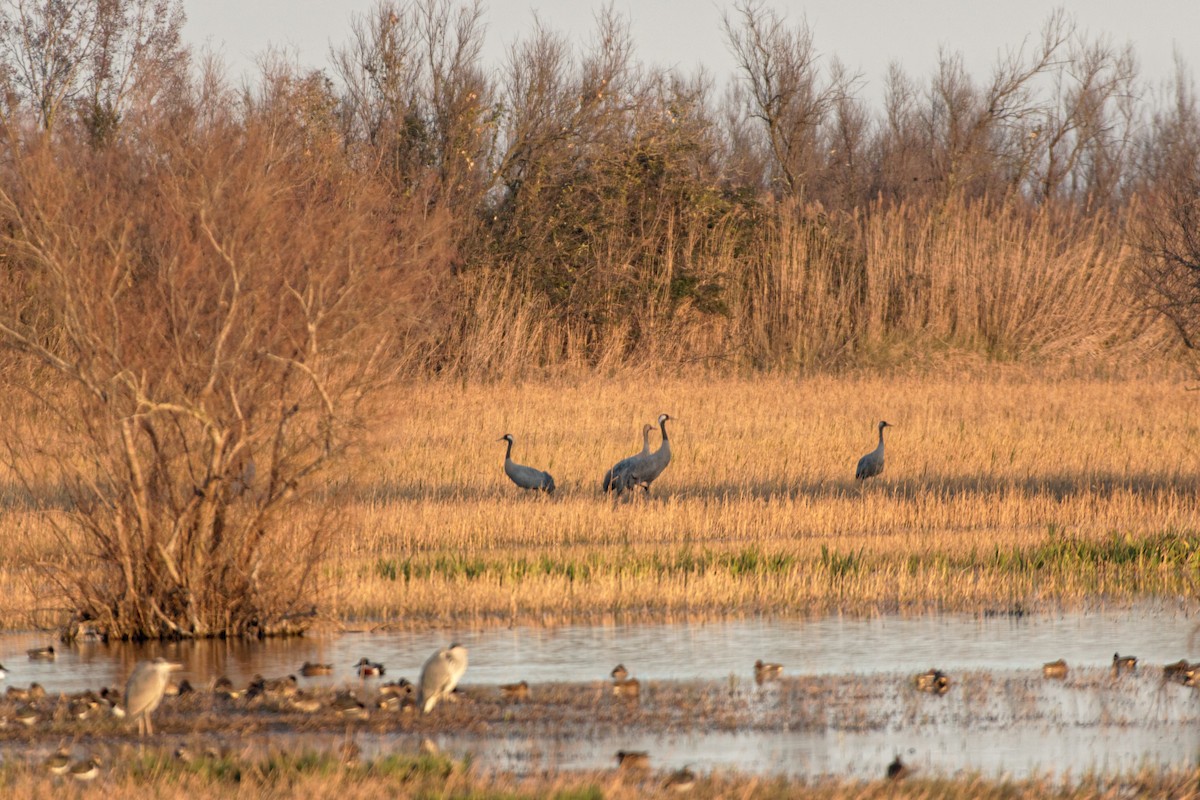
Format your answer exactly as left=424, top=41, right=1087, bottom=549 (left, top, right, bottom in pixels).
left=125, top=657, right=183, bottom=736
left=498, top=434, right=556, bottom=493
left=418, top=643, right=468, bottom=714
left=855, top=420, right=892, bottom=481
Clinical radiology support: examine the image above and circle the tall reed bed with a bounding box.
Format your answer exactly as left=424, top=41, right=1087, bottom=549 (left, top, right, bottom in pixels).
left=445, top=200, right=1173, bottom=377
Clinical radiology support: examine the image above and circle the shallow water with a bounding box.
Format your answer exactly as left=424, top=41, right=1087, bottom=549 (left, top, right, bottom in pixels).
left=2, top=604, right=1198, bottom=780
left=5, top=603, right=1194, bottom=691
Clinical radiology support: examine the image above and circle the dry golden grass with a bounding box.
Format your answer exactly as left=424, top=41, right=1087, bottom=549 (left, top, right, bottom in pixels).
left=2, top=369, right=1199, bottom=631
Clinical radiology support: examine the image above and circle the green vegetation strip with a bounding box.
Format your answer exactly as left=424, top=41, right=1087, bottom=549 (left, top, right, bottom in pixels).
left=371, top=531, right=1200, bottom=586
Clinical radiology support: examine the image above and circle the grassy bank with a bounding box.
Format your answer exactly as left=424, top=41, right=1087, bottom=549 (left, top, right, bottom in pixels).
left=0, top=749, right=1196, bottom=799
left=1, top=370, right=1198, bottom=630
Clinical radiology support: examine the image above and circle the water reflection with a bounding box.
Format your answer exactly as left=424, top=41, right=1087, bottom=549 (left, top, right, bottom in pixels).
left=5, top=604, right=1195, bottom=692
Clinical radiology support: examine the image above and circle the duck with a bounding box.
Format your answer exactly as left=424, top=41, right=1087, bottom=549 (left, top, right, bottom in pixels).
left=299, top=662, right=334, bottom=677
left=754, top=659, right=783, bottom=684
left=1163, top=659, right=1193, bottom=683
left=913, top=668, right=950, bottom=694
left=616, top=750, right=650, bottom=770
left=355, top=657, right=385, bottom=678
left=6, top=682, right=46, bottom=701
left=1042, top=659, right=1068, bottom=679
left=1112, top=652, right=1137, bottom=676
left=27, top=645, right=55, bottom=661
left=330, top=691, right=368, bottom=719
left=500, top=680, right=530, bottom=701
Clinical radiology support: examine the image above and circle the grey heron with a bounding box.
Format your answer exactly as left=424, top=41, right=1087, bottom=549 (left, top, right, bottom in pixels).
left=125, top=657, right=183, bottom=736
left=418, top=643, right=468, bottom=713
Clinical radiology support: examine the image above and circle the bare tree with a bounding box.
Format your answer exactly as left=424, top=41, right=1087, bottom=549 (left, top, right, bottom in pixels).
left=722, top=0, right=857, bottom=197
left=923, top=12, right=1071, bottom=202
left=0, top=0, right=99, bottom=130
left=84, top=0, right=186, bottom=143
left=1132, top=61, right=1200, bottom=350
left=1030, top=33, right=1139, bottom=204
left=0, top=63, right=425, bottom=640
left=333, top=0, right=493, bottom=208
left=0, top=0, right=183, bottom=136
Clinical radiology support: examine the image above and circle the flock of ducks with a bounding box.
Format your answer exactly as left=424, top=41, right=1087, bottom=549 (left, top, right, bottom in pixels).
left=910, top=651, right=1199, bottom=695
left=3, top=639, right=1198, bottom=786
left=0, top=643, right=470, bottom=782
left=501, top=415, right=895, bottom=494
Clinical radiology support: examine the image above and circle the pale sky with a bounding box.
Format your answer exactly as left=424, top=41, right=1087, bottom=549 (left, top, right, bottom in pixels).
left=183, top=1, right=1199, bottom=97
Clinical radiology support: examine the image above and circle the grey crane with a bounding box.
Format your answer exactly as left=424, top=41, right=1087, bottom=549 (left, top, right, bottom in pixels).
left=125, top=657, right=183, bottom=736
left=498, top=434, right=556, bottom=493
left=855, top=420, right=891, bottom=480
left=627, top=413, right=673, bottom=494
left=602, top=423, right=654, bottom=493
left=418, top=643, right=469, bottom=714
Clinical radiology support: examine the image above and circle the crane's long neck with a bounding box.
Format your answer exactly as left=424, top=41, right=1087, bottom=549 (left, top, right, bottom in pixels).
left=660, top=419, right=669, bottom=442
left=877, top=425, right=886, bottom=449
left=504, top=438, right=513, bottom=460
left=641, top=427, right=651, bottom=453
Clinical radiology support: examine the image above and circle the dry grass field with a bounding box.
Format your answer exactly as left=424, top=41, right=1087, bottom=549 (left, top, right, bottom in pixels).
left=2, top=369, right=1198, bottom=631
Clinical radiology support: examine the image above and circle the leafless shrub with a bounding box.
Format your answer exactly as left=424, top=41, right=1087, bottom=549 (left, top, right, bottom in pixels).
left=0, top=62, right=434, bottom=640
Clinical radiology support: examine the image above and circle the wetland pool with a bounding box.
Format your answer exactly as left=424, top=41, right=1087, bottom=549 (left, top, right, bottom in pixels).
left=1, top=603, right=1198, bottom=781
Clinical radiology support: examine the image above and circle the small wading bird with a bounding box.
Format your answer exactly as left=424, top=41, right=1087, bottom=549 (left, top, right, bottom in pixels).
left=1042, top=659, right=1068, bottom=679
left=602, top=423, right=654, bottom=493
left=43, top=749, right=71, bottom=775
left=418, top=644, right=469, bottom=714
left=856, top=420, right=892, bottom=481
left=498, top=434, right=556, bottom=493
left=126, top=657, right=183, bottom=736
left=607, top=414, right=673, bottom=496
left=69, top=756, right=101, bottom=782
left=663, top=765, right=696, bottom=792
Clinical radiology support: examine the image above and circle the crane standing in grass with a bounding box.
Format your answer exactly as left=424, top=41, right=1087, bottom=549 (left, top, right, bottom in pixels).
left=498, top=434, right=555, bottom=493
left=606, top=414, right=673, bottom=497
left=602, top=423, right=654, bottom=493
left=855, top=420, right=892, bottom=481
